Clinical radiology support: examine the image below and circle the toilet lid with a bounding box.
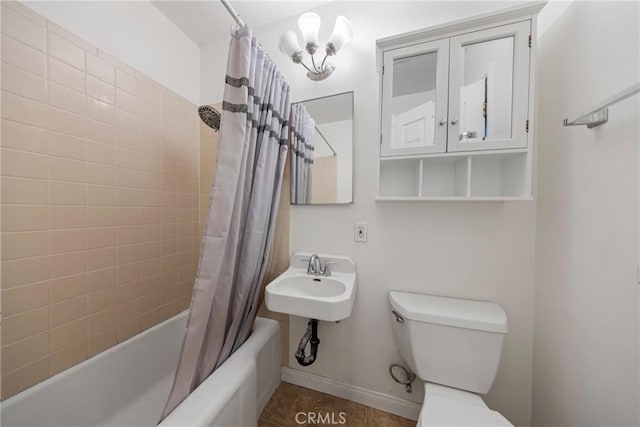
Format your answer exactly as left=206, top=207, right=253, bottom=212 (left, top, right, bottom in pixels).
left=420, top=395, right=513, bottom=426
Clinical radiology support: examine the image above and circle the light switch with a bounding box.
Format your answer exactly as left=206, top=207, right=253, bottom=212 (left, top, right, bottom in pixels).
left=355, top=222, right=367, bottom=243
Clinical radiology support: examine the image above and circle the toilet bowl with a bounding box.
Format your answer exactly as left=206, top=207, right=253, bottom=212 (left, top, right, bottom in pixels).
left=389, top=291, right=512, bottom=426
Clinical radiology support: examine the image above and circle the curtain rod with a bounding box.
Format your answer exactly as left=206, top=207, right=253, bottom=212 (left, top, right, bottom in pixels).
left=315, top=126, right=337, bottom=156
left=220, top=0, right=245, bottom=27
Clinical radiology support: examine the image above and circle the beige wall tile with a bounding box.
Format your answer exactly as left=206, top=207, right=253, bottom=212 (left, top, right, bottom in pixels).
left=139, top=79, right=162, bottom=105
left=2, top=91, right=47, bottom=128
left=50, top=296, right=86, bottom=327
left=49, top=156, right=87, bottom=183
left=50, top=252, right=86, bottom=279
left=50, top=340, right=87, bottom=375
left=47, top=20, right=96, bottom=54
left=116, top=167, right=140, bottom=188
left=87, top=207, right=116, bottom=228
left=87, top=247, right=116, bottom=272
left=1, top=205, right=49, bottom=232
left=86, top=119, right=116, bottom=145
left=2, top=62, right=47, bottom=102
left=1, top=256, right=49, bottom=289
left=86, top=75, right=115, bottom=105
left=87, top=53, right=115, bottom=85
left=87, top=142, right=116, bottom=166
left=1, top=231, right=49, bottom=260
left=87, top=163, right=116, bottom=186
left=49, top=318, right=86, bottom=352
left=50, top=206, right=87, bottom=229
left=2, top=307, right=49, bottom=345
left=2, top=281, right=49, bottom=316
left=117, top=244, right=140, bottom=265
left=87, top=185, right=117, bottom=206
left=88, top=288, right=116, bottom=314
left=49, top=181, right=86, bottom=205
left=88, top=308, right=116, bottom=335
left=87, top=227, right=116, bottom=249
left=117, top=280, right=141, bottom=304
left=115, top=69, right=138, bottom=96
left=50, top=273, right=86, bottom=303
left=0, top=5, right=201, bottom=392
left=117, top=262, right=141, bottom=287
left=117, top=226, right=140, bottom=245
left=1, top=148, right=48, bottom=179
left=116, top=207, right=140, bottom=225
left=1, top=177, right=48, bottom=205
left=87, top=267, right=117, bottom=293
left=88, top=327, right=117, bottom=357
left=48, top=107, right=86, bottom=138
left=115, top=108, right=138, bottom=132
left=1, top=6, right=46, bottom=51
left=1, top=357, right=49, bottom=399
left=116, top=148, right=139, bottom=170
left=1, top=34, right=47, bottom=77
left=48, top=32, right=84, bottom=70
left=2, top=119, right=47, bottom=154
left=50, top=229, right=86, bottom=254
left=86, top=97, right=115, bottom=125
left=115, top=88, right=138, bottom=113
left=48, top=56, right=85, bottom=93
left=1, top=331, right=49, bottom=373
left=117, top=316, right=142, bottom=342
left=48, top=131, right=87, bottom=161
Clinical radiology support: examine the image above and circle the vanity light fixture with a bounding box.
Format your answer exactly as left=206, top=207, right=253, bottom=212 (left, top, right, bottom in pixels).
left=278, top=12, right=353, bottom=81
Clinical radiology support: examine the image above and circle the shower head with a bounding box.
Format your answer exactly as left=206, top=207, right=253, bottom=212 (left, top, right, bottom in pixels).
left=198, top=105, right=221, bottom=131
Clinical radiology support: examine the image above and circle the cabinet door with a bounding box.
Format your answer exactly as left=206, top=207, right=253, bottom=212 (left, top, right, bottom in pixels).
left=381, top=39, right=449, bottom=157
left=447, top=21, right=531, bottom=152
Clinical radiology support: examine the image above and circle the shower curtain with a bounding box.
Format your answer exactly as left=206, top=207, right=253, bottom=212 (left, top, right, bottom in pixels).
left=290, top=103, right=315, bottom=204
left=161, top=26, right=290, bottom=420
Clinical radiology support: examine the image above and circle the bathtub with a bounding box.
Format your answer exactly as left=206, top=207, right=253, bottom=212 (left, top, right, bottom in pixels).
left=1, top=312, right=281, bottom=427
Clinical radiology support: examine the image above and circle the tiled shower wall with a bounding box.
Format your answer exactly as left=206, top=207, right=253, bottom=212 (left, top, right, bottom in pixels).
left=0, top=2, right=199, bottom=399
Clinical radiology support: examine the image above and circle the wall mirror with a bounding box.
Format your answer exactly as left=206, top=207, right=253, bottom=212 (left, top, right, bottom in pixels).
left=456, top=35, right=514, bottom=144
left=290, top=91, right=353, bottom=205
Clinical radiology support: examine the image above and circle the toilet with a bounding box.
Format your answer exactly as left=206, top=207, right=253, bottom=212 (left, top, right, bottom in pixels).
left=389, top=291, right=512, bottom=426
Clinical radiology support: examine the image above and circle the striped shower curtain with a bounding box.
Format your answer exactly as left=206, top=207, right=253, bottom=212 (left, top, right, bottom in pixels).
left=160, top=26, right=290, bottom=420
left=290, top=104, right=315, bottom=204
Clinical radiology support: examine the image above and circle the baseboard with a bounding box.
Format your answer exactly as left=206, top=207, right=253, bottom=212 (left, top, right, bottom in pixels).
left=281, top=367, right=420, bottom=421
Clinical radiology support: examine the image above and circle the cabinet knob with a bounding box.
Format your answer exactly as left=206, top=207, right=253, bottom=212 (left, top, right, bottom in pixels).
left=451, top=118, right=459, bottom=125
left=439, top=118, right=447, bottom=126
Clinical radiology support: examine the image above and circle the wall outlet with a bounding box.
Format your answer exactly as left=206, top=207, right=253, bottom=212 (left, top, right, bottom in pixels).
left=354, top=222, right=367, bottom=242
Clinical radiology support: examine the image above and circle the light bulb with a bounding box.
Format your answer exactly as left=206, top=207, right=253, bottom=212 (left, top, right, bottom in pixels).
left=278, top=30, right=303, bottom=63
left=298, top=12, right=321, bottom=54
left=326, top=15, right=353, bottom=56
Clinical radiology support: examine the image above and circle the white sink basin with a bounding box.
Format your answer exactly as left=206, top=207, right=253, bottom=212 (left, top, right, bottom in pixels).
left=265, top=254, right=356, bottom=322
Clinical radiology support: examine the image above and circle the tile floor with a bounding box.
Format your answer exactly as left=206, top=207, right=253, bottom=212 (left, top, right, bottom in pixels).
left=260, top=382, right=415, bottom=427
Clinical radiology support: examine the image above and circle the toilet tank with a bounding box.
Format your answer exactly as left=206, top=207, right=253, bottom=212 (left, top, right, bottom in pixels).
left=389, top=291, right=508, bottom=394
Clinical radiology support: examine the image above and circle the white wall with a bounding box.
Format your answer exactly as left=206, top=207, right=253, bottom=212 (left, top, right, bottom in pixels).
left=23, top=0, right=200, bottom=104
left=532, top=2, right=639, bottom=426
left=201, top=2, right=537, bottom=426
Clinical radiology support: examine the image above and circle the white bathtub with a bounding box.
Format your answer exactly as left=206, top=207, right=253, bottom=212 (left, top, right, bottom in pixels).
left=1, top=312, right=281, bottom=427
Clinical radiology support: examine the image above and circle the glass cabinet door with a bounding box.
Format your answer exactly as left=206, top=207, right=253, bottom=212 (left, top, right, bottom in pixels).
left=381, top=39, right=449, bottom=156
left=447, top=21, right=531, bottom=152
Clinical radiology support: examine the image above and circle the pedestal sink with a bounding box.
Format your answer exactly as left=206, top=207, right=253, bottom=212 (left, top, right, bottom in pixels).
left=265, top=253, right=356, bottom=321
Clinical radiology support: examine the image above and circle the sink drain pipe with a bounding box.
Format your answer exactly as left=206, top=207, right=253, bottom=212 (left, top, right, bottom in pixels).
left=295, top=319, right=320, bottom=366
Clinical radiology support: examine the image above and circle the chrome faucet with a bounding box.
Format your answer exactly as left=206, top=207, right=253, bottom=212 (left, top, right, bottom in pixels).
left=306, top=254, right=332, bottom=277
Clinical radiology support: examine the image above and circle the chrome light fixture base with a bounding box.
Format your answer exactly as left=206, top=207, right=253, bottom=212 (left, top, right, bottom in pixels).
left=306, top=65, right=335, bottom=81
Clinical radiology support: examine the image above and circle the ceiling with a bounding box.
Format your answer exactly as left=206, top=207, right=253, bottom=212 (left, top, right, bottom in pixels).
left=152, top=0, right=332, bottom=46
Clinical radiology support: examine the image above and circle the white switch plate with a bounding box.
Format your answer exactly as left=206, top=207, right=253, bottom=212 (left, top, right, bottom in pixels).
left=354, top=222, right=367, bottom=242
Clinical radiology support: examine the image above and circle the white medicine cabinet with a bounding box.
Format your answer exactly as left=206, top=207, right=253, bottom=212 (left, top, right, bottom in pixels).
left=376, top=2, right=545, bottom=201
